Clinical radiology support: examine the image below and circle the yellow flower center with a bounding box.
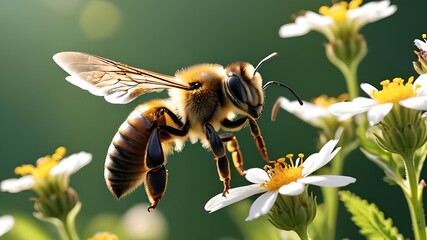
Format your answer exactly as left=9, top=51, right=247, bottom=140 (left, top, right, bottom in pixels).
left=312, top=93, right=349, bottom=108
left=14, top=147, right=66, bottom=180
left=371, top=77, right=420, bottom=104
left=87, top=232, right=119, bottom=240
left=262, top=154, right=304, bottom=191
left=319, top=0, right=362, bottom=22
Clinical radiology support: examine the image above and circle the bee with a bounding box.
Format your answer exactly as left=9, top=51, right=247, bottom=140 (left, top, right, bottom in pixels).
left=53, top=52, right=302, bottom=211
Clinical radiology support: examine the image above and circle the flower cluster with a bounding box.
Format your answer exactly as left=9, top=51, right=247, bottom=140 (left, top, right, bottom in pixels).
left=205, top=140, right=356, bottom=222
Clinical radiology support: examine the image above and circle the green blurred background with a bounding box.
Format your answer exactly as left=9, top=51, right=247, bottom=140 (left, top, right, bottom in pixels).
left=0, top=0, right=426, bottom=239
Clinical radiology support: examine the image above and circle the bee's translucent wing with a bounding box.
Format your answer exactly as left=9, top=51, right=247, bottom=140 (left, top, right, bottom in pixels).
left=53, top=52, right=191, bottom=104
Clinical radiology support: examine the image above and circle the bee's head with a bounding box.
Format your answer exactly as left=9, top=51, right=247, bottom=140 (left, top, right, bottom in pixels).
left=224, top=53, right=278, bottom=119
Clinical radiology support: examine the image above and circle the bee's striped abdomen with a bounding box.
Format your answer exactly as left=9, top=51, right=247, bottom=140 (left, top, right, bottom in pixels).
left=104, top=102, right=167, bottom=199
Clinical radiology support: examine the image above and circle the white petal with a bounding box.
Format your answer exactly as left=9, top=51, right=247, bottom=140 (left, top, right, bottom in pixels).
left=278, top=97, right=331, bottom=126
left=367, top=103, right=393, bottom=125
left=246, top=191, right=278, bottom=221
left=278, top=22, right=311, bottom=38
left=360, top=83, right=378, bottom=98
left=414, top=74, right=427, bottom=94
left=302, top=139, right=340, bottom=176
left=245, top=168, right=269, bottom=184
left=0, top=176, right=35, bottom=193
left=304, top=11, right=333, bottom=27
left=50, top=152, right=92, bottom=176
left=415, top=40, right=427, bottom=51
left=0, top=215, right=14, bottom=237
left=349, top=0, right=396, bottom=25
left=400, top=95, right=427, bottom=111
left=297, top=175, right=356, bottom=187
left=328, top=97, right=375, bottom=116
left=278, top=182, right=305, bottom=196
left=205, top=184, right=265, bottom=212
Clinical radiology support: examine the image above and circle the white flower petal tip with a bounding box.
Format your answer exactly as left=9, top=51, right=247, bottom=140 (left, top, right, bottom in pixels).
left=302, top=139, right=340, bottom=176
left=298, top=175, right=356, bottom=187
left=51, top=151, right=92, bottom=176
left=204, top=184, right=265, bottom=213
left=0, top=215, right=14, bottom=237
left=367, top=103, right=393, bottom=125
left=0, top=175, right=35, bottom=193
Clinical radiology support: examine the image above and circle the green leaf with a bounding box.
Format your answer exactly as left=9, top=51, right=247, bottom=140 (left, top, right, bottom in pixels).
left=339, top=191, right=405, bottom=240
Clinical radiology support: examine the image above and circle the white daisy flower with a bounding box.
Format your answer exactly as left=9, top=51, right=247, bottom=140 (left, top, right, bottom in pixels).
left=329, top=75, right=427, bottom=125
left=272, top=94, right=351, bottom=129
left=0, top=215, right=14, bottom=237
left=1, top=147, right=92, bottom=194
left=205, top=139, right=356, bottom=221
left=279, top=0, right=397, bottom=40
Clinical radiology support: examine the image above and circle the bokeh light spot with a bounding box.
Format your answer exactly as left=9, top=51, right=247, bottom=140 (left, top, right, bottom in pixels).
left=79, top=1, right=121, bottom=39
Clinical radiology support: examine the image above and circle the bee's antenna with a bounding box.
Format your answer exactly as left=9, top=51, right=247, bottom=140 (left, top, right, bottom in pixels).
left=263, top=81, right=303, bottom=106
left=253, top=52, right=278, bottom=77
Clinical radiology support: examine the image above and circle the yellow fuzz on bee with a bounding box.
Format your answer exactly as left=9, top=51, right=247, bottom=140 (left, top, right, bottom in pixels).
left=14, top=147, right=67, bottom=180
left=371, top=77, right=420, bottom=104
left=262, top=154, right=304, bottom=192
left=319, top=0, right=362, bottom=22
left=312, top=93, right=349, bottom=108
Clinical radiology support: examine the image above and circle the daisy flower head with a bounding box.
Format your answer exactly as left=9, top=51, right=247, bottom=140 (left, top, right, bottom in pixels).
left=205, top=139, right=356, bottom=221
left=272, top=94, right=351, bottom=138
left=1, top=147, right=92, bottom=195
left=279, top=0, right=397, bottom=41
left=0, top=147, right=92, bottom=220
left=329, top=75, right=427, bottom=126
left=414, top=34, right=427, bottom=75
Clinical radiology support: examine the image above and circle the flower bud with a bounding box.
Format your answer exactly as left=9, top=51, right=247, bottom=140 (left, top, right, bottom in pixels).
left=33, top=187, right=79, bottom=220
left=268, top=189, right=316, bottom=233
left=374, top=107, right=427, bottom=155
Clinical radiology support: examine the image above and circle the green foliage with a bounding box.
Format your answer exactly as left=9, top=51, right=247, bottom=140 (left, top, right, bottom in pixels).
left=339, top=191, right=404, bottom=240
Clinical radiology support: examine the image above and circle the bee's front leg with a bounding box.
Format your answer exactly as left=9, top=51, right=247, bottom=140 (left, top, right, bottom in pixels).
left=205, top=123, right=231, bottom=196
left=220, top=133, right=245, bottom=176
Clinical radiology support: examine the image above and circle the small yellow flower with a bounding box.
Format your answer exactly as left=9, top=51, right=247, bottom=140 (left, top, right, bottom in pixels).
left=88, top=232, right=119, bottom=240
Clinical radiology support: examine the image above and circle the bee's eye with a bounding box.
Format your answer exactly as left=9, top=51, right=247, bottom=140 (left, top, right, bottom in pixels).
left=227, top=75, right=248, bottom=103
left=190, top=82, right=202, bottom=89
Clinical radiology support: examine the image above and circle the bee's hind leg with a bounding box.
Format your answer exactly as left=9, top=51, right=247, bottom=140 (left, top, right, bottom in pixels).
left=145, top=108, right=189, bottom=211
left=205, top=123, right=231, bottom=196
left=145, top=130, right=168, bottom=212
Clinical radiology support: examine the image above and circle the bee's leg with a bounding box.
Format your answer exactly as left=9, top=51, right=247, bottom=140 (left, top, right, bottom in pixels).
left=145, top=130, right=168, bottom=212
left=145, top=108, right=189, bottom=211
left=205, top=123, right=231, bottom=196
left=248, top=119, right=269, bottom=162
left=221, top=117, right=270, bottom=162
left=220, top=133, right=245, bottom=176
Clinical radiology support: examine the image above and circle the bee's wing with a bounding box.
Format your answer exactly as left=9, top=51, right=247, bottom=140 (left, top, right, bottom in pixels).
left=53, top=52, right=191, bottom=104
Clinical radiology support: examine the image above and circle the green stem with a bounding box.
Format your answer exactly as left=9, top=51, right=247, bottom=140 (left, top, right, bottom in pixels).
left=341, top=64, right=359, bottom=100
left=320, top=150, right=345, bottom=240
left=402, top=152, right=426, bottom=240
left=51, top=217, right=79, bottom=240
left=294, top=225, right=311, bottom=240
